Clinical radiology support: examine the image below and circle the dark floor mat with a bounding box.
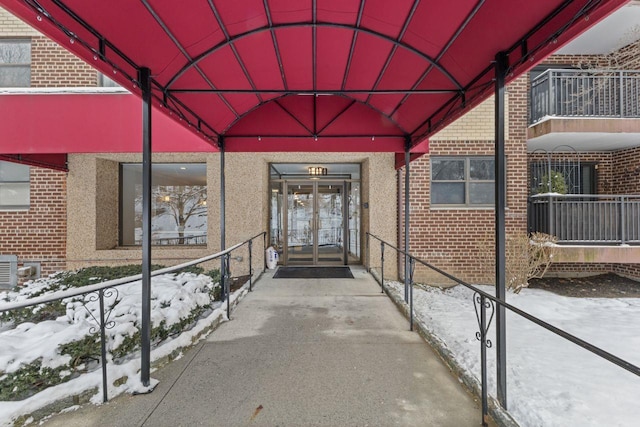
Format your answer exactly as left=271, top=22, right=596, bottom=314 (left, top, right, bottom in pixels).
left=273, top=266, right=354, bottom=279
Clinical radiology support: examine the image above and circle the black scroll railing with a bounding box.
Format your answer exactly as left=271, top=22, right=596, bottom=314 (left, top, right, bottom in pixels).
left=365, top=232, right=640, bottom=427
left=0, top=232, right=266, bottom=404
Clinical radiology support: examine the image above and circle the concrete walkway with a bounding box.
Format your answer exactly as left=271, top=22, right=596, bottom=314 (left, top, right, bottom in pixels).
left=42, top=267, right=485, bottom=427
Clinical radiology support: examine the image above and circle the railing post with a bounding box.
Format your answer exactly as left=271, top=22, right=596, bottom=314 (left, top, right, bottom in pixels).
left=409, top=257, right=415, bottom=332
left=380, top=241, right=385, bottom=292
left=263, top=232, right=267, bottom=272
left=224, top=253, right=231, bottom=320
left=480, top=295, right=489, bottom=427
left=248, top=240, right=253, bottom=291
left=549, top=195, right=555, bottom=237
left=98, top=289, right=108, bottom=403
left=620, top=196, right=627, bottom=245
left=366, top=233, right=370, bottom=273
left=549, top=70, right=555, bottom=116
left=619, top=70, right=624, bottom=118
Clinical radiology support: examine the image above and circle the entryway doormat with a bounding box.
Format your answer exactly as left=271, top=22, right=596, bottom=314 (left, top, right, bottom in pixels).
left=273, top=266, right=354, bottom=279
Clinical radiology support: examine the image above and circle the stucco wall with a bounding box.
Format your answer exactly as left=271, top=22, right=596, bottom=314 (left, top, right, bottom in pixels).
left=67, top=152, right=397, bottom=278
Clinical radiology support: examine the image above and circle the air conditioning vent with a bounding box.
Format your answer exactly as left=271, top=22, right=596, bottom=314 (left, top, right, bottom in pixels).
left=0, top=263, right=10, bottom=283
left=0, top=255, right=18, bottom=288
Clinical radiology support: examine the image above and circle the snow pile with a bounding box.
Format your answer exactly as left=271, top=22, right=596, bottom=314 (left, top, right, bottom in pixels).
left=389, top=282, right=640, bottom=427
left=0, top=271, right=234, bottom=426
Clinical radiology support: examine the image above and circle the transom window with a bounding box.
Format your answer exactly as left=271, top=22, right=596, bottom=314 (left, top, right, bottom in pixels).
left=431, top=157, right=495, bottom=207
left=0, top=40, right=31, bottom=87
left=0, top=160, right=30, bottom=210
left=120, top=163, right=207, bottom=246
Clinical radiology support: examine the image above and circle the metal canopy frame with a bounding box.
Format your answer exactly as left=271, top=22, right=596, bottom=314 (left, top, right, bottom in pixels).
left=9, top=0, right=621, bottom=150
left=1, top=0, right=627, bottom=411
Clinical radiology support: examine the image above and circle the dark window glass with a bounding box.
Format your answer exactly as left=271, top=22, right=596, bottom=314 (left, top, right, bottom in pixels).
left=431, top=157, right=497, bottom=207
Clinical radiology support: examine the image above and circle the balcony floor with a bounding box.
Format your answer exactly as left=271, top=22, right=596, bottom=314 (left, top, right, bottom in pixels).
left=528, top=117, right=640, bottom=152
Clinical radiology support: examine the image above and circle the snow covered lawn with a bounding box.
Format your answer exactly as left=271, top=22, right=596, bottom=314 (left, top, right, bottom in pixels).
left=387, top=281, right=640, bottom=427
left=0, top=271, right=246, bottom=427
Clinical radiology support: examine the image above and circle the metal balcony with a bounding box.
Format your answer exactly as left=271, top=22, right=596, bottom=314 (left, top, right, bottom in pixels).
left=530, top=69, right=640, bottom=124
left=528, top=194, right=640, bottom=245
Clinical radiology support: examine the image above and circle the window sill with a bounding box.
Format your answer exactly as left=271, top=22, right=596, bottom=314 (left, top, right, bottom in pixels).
left=430, top=206, right=510, bottom=211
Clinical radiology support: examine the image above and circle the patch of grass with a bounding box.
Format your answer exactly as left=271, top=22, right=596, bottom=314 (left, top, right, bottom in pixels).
left=0, top=360, right=72, bottom=401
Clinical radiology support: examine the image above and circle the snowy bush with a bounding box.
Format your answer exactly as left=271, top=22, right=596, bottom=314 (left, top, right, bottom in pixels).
left=478, top=232, right=557, bottom=293
left=0, top=266, right=221, bottom=401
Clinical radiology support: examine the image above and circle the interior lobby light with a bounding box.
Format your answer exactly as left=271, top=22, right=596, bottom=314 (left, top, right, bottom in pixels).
left=308, top=166, right=327, bottom=176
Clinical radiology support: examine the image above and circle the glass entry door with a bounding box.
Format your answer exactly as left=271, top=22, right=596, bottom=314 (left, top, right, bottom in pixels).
left=285, top=181, right=345, bottom=265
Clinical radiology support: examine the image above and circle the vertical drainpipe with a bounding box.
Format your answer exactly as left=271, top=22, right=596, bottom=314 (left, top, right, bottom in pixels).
left=140, top=67, right=152, bottom=387
left=494, top=52, right=508, bottom=409
left=219, top=136, right=226, bottom=301
left=404, top=136, right=411, bottom=303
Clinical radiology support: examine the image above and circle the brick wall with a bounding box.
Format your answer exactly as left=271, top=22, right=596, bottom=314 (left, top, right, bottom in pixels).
left=0, top=167, right=67, bottom=277
left=2, top=8, right=98, bottom=87
left=604, top=39, right=640, bottom=70
left=399, top=74, right=529, bottom=285
left=611, top=146, right=640, bottom=194
left=430, top=95, right=510, bottom=141
left=547, top=263, right=640, bottom=281
left=0, top=6, right=39, bottom=37
left=31, top=36, right=97, bottom=87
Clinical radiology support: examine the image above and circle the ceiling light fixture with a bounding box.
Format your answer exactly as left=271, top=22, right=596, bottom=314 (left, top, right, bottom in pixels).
left=308, top=166, right=327, bottom=176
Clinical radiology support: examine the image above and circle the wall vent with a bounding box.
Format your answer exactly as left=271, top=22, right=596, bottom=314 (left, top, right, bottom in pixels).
left=0, top=255, right=18, bottom=288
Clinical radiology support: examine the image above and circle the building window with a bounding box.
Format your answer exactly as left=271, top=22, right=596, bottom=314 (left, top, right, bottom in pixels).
left=431, top=157, right=495, bottom=206
left=0, top=40, right=31, bottom=87
left=97, top=72, right=120, bottom=88
left=120, top=163, right=207, bottom=246
left=0, top=161, right=30, bottom=210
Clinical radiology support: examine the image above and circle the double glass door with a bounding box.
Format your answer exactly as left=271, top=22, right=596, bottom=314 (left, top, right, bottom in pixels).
left=285, top=181, right=346, bottom=265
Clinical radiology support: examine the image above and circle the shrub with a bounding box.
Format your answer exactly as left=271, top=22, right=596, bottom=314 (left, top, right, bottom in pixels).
left=536, top=171, right=567, bottom=194
left=478, top=232, right=557, bottom=293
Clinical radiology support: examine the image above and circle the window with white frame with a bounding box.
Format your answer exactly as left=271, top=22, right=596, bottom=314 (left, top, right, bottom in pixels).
left=431, top=157, right=496, bottom=206
left=0, top=161, right=30, bottom=210
left=0, top=39, right=31, bottom=87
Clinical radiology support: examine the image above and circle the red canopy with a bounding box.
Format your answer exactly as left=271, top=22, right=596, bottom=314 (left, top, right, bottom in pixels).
left=1, top=0, right=626, bottom=153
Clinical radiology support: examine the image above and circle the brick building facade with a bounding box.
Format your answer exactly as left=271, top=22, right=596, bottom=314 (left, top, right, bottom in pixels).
left=1, top=7, right=100, bottom=281
left=399, top=48, right=640, bottom=285
left=1, top=5, right=639, bottom=287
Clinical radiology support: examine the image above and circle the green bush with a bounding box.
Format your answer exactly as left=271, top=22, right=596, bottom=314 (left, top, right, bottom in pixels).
left=536, top=171, right=568, bottom=194
left=0, top=361, right=72, bottom=401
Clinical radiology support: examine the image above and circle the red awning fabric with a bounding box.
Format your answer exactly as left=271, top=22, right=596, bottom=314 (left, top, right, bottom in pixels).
left=0, top=0, right=626, bottom=154
left=0, top=92, right=218, bottom=154
left=0, top=153, right=68, bottom=171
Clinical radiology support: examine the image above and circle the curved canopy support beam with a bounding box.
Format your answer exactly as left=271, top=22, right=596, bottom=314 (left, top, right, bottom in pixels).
left=221, top=92, right=410, bottom=136
left=165, top=22, right=463, bottom=91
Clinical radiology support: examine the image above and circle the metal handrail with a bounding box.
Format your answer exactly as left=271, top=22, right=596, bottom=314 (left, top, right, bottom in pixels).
left=366, top=232, right=640, bottom=426
left=0, top=231, right=266, bottom=404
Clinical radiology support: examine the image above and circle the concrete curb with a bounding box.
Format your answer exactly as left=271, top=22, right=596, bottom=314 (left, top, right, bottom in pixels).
left=379, top=277, right=520, bottom=427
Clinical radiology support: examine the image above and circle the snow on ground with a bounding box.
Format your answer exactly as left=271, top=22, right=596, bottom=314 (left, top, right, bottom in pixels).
left=0, top=272, right=248, bottom=427
left=3, top=269, right=639, bottom=426
left=387, top=281, right=640, bottom=427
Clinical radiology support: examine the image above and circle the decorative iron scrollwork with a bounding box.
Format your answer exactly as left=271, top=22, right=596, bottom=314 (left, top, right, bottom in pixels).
left=473, top=292, right=495, bottom=348
left=83, top=288, right=119, bottom=334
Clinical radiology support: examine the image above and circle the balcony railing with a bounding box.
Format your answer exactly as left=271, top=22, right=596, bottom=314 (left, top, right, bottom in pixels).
left=528, top=194, right=640, bottom=245
left=530, top=69, right=640, bottom=124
